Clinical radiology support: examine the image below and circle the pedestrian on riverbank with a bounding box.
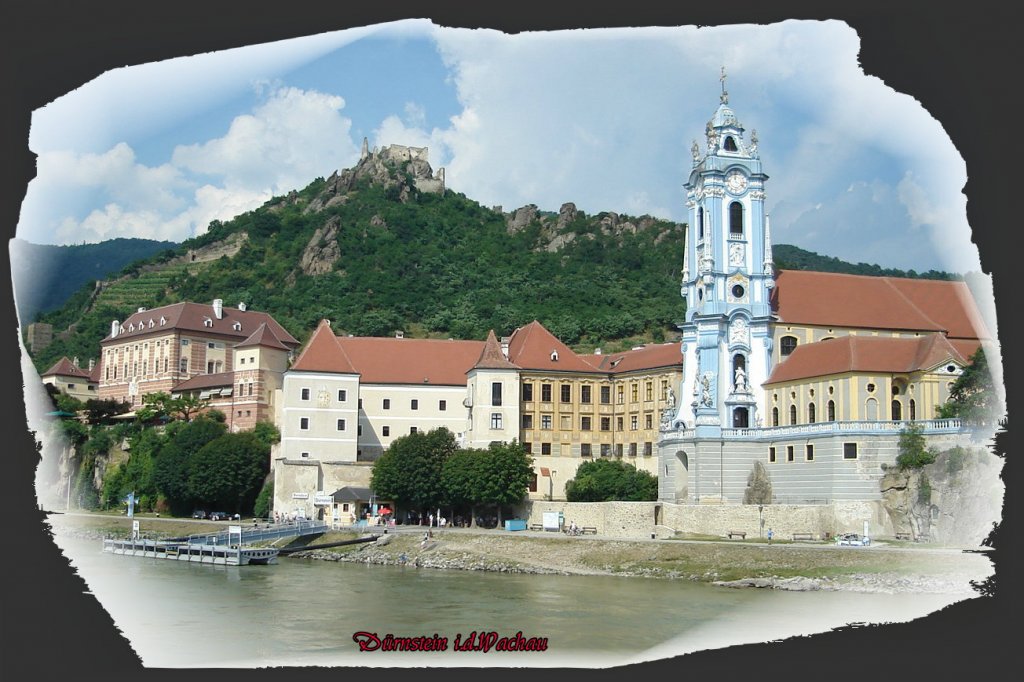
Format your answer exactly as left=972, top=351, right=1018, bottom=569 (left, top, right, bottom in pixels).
left=767, top=528, right=773, bottom=545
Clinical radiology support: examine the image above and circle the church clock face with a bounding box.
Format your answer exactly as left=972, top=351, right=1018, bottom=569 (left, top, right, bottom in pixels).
left=725, top=170, right=748, bottom=195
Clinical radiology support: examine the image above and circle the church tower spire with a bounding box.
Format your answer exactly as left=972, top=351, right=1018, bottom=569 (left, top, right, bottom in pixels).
left=675, top=74, right=773, bottom=435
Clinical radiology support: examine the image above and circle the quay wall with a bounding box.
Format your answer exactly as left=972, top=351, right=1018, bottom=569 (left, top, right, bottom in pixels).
left=521, top=499, right=893, bottom=540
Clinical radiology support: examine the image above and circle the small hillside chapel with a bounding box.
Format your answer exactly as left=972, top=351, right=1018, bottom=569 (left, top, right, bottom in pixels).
left=656, top=83, right=988, bottom=505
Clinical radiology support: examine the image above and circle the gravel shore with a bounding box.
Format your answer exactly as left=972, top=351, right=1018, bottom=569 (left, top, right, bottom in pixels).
left=287, top=529, right=990, bottom=595
left=47, top=515, right=989, bottom=595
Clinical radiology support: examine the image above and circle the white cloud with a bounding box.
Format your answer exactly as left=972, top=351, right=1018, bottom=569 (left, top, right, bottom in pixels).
left=22, top=86, right=360, bottom=245
left=172, top=86, right=359, bottom=195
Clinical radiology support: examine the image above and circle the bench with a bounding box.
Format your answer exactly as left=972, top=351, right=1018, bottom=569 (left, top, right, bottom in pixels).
left=726, top=531, right=746, bottom=540
left=792, top=532, right=815, bottom=541
left=529, top=523, right=544, bottom=531
left=915, top=534, right=931, bottom=543
left=581, top=526, right=598, bottom=535
left=894, top=532, right=912, bottom=541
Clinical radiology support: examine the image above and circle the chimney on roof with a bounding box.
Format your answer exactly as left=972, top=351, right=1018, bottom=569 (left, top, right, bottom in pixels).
left=500, top=336, right=511, bottom=359
left=88, top=359, right=95, bottom=371
left=138, top=307, right=146, bottom=313
left=595, top=348, right=602, bottom=355
left=111, top=319, right=120, bottom=338
left=395, top=330, right=404, bottom=339
left=72, top=356, right=79, bottom=368
left=238, top=302, right=247, bottom=312
left=213, top=299, right=223, bottom=319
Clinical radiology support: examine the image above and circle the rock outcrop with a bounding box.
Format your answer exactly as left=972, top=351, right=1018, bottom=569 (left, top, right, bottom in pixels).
left=299, top=216, right=341, bottom=276
left=880, top=444, right=1003, bottom=546
left=742, top=460, right=773, bottom=505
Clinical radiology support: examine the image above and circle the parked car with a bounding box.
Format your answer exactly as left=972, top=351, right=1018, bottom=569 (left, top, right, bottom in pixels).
left=191, top=510, right=208, bottom=519
left=835, top=533, right=870, bottom=546
left=209, top=512, right=231, bottom=521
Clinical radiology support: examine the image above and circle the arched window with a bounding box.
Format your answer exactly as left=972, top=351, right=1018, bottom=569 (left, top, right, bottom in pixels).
left=780, top=336, right=798, bottom=357
left=828, top=400, right=836, bottom=421
left=910, top=399, right=916, bottom=421
left=697, top=207, right=704, bottom=240
left=729, top=201, right=743, bottom=235
left=891, top=400, right=902, bottom=421
left=866, top=398, right=878, bottom=420
left=733, top=407, right=749, bottom=428
left=808, top=402, right=816, bottom=424
left=772, top=407, right=779, bottom=427
left=724, top=136, right=738, bottom=152
left=789, top=405, right=797, bottom=425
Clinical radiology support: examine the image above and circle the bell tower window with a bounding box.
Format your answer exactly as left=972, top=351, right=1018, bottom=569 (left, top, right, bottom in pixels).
left=697, top=207, right=705, bottom=240
left=724, top=136, right=738, bottom=152
left=729, top=202, right=743, bottom=236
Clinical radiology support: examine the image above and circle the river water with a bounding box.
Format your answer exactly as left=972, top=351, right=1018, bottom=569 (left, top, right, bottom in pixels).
left=52, top=534, right=979, bottom=668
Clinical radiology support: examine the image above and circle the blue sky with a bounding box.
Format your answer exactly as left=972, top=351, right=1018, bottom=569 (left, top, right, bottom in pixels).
left=16, top=19, right=982, bottom=276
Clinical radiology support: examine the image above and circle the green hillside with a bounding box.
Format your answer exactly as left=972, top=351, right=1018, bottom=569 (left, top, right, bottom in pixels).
left=27, top=152, right=959, bottom=374
left=11, top=237, right=177, bottom=322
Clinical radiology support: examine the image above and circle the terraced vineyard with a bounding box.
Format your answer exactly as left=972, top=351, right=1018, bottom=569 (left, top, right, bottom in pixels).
left=91, top=263, right=195, bottom=311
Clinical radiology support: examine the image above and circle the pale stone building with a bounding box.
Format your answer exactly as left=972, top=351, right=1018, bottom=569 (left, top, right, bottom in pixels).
left=273, top=319, right=685, bottom=515
left=40, top=356, right=98, bottom=403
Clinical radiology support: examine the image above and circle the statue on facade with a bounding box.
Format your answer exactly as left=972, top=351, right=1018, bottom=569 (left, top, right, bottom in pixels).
left=700, top=373, right=713, bottom=407
left=666, top=386, right=676, bottom=409
left=691, top=139, right=700, bottom=163
left=734, top=366, right=747, bottom=393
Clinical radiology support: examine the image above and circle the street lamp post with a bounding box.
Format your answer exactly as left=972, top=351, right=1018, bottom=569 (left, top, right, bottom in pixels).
left=759, top=504, right=764, bottom=538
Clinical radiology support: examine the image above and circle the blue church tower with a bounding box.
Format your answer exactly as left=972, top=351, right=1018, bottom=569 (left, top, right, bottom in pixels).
left=675, top=70, right=775, bottom=437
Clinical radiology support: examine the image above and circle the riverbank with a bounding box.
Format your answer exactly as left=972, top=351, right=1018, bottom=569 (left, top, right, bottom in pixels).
left=46, top=514, right=989, bottom=595
left=288, top=528, right=990, bottom=595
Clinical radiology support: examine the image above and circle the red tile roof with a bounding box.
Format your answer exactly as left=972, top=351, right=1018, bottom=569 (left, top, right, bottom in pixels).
left=173, top=372, right=234, bottom=391
left=585, top=343, right=683, bottom=373
left=771, top=271, right=988, bottom=341
left=290, top=320, right=357, bottom=374
left=472, top=330, right=519, bottom=370
left=506, top=321, right=598, bottom=373
left=41, top=357, right=91, bottom=380
left=336, top=336, right=485, bottom=386
left=764, top=333, right=967, bottom=385
left=235, top=322, right=291, bottom=351
left=102, top=301, right=299, bottom=347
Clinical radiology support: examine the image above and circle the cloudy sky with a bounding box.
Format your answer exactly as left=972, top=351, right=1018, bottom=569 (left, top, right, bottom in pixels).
left=16, top=19, right=981, bottom=275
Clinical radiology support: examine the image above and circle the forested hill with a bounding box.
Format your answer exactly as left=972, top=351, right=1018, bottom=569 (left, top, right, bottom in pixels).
left=12, top=237, right=177, bottom=323
left=29, top=149, right=687, bottom=372
left=25, top=147, right=959, bottom=373
left=773, top=244, right=958, bottom=280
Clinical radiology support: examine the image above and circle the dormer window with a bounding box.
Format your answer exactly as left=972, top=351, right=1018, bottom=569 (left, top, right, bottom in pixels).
left=203, top=317, right=213, bottom=328
left=724, top=136, right=738, bottom=152
left=233, top=322, right=242, bottom=331
left=159, top=317, right=166, bottom=326
left=148, top=319, right=154, bottom=328
left=550, top=350, right=559, bottom=362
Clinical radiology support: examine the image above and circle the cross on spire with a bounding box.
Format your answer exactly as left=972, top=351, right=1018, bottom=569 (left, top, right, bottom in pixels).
left=720, top=66, right=729, bottom=105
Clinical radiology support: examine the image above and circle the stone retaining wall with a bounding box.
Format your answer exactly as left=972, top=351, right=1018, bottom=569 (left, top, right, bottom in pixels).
left=521, top=499, right=893, bottom=540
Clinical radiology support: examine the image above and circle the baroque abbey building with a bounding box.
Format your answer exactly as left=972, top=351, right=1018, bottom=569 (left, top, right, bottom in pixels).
left=657, top=84, right=989, bottom=505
